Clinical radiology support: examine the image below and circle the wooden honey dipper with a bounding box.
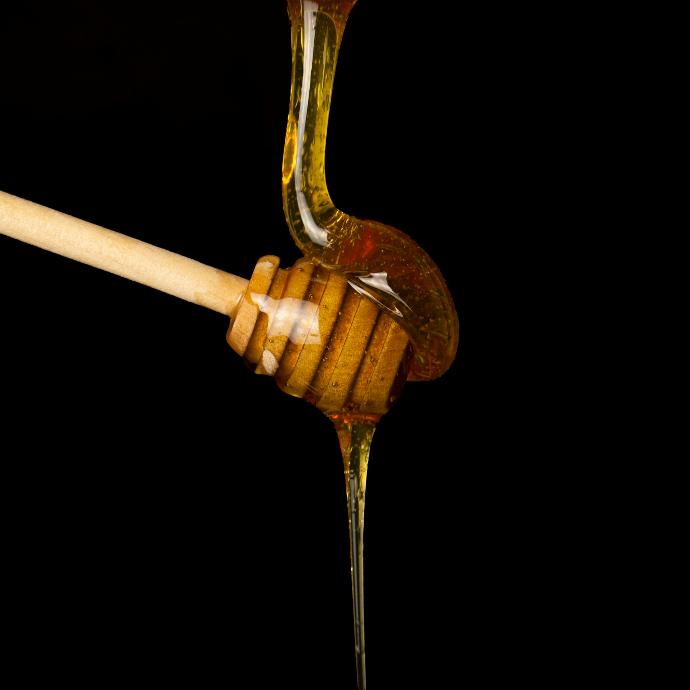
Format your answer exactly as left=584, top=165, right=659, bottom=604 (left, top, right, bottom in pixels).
left=228, top=255, right=410, bottom=417
left=0, top=190, right=410, bottom=418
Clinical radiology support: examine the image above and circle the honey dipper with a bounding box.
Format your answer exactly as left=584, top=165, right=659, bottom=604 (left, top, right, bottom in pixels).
left=0, top=189, right=410, bottom=418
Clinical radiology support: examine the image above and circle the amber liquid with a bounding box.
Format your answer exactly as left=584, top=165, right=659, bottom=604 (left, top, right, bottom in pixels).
left=282, top=2, right=459, bottom=687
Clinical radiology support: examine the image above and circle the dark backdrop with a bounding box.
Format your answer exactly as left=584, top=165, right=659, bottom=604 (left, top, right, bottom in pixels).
left=0, top=2, right=553, bottom=688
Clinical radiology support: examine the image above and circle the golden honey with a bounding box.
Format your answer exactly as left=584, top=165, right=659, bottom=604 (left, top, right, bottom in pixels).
left=226, top=3, right=460, bottom=687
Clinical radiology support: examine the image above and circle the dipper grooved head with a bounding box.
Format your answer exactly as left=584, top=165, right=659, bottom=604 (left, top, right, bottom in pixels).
left=227, top=256, right=412, bottom=418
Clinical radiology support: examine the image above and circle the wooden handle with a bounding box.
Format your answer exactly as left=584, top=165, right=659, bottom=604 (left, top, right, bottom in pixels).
left=227, top=256, right=412, bottom=418
left=0, top=190, right=248, bottom=319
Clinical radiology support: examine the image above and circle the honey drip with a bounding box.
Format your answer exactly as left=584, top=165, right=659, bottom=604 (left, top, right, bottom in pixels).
left=279, top=2, right=460, bottom=687
left=332, top=414, right=374, bottom=690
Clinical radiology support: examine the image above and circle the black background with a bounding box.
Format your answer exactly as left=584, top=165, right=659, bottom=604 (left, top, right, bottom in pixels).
left=0, top=2, right=564, bottom=688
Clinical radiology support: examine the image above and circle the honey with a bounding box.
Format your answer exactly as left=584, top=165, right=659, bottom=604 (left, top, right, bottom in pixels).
left=227, top=2, right=460, bottom=687
left=281, top=2, right=459, bottom=687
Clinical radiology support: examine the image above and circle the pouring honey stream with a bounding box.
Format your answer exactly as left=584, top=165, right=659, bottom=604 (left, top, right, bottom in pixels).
left=279, top=2, right=459, bottom=687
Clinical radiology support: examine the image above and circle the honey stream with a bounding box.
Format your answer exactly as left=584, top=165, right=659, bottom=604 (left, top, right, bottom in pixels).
left=282, top=2, right=459, bottom=687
